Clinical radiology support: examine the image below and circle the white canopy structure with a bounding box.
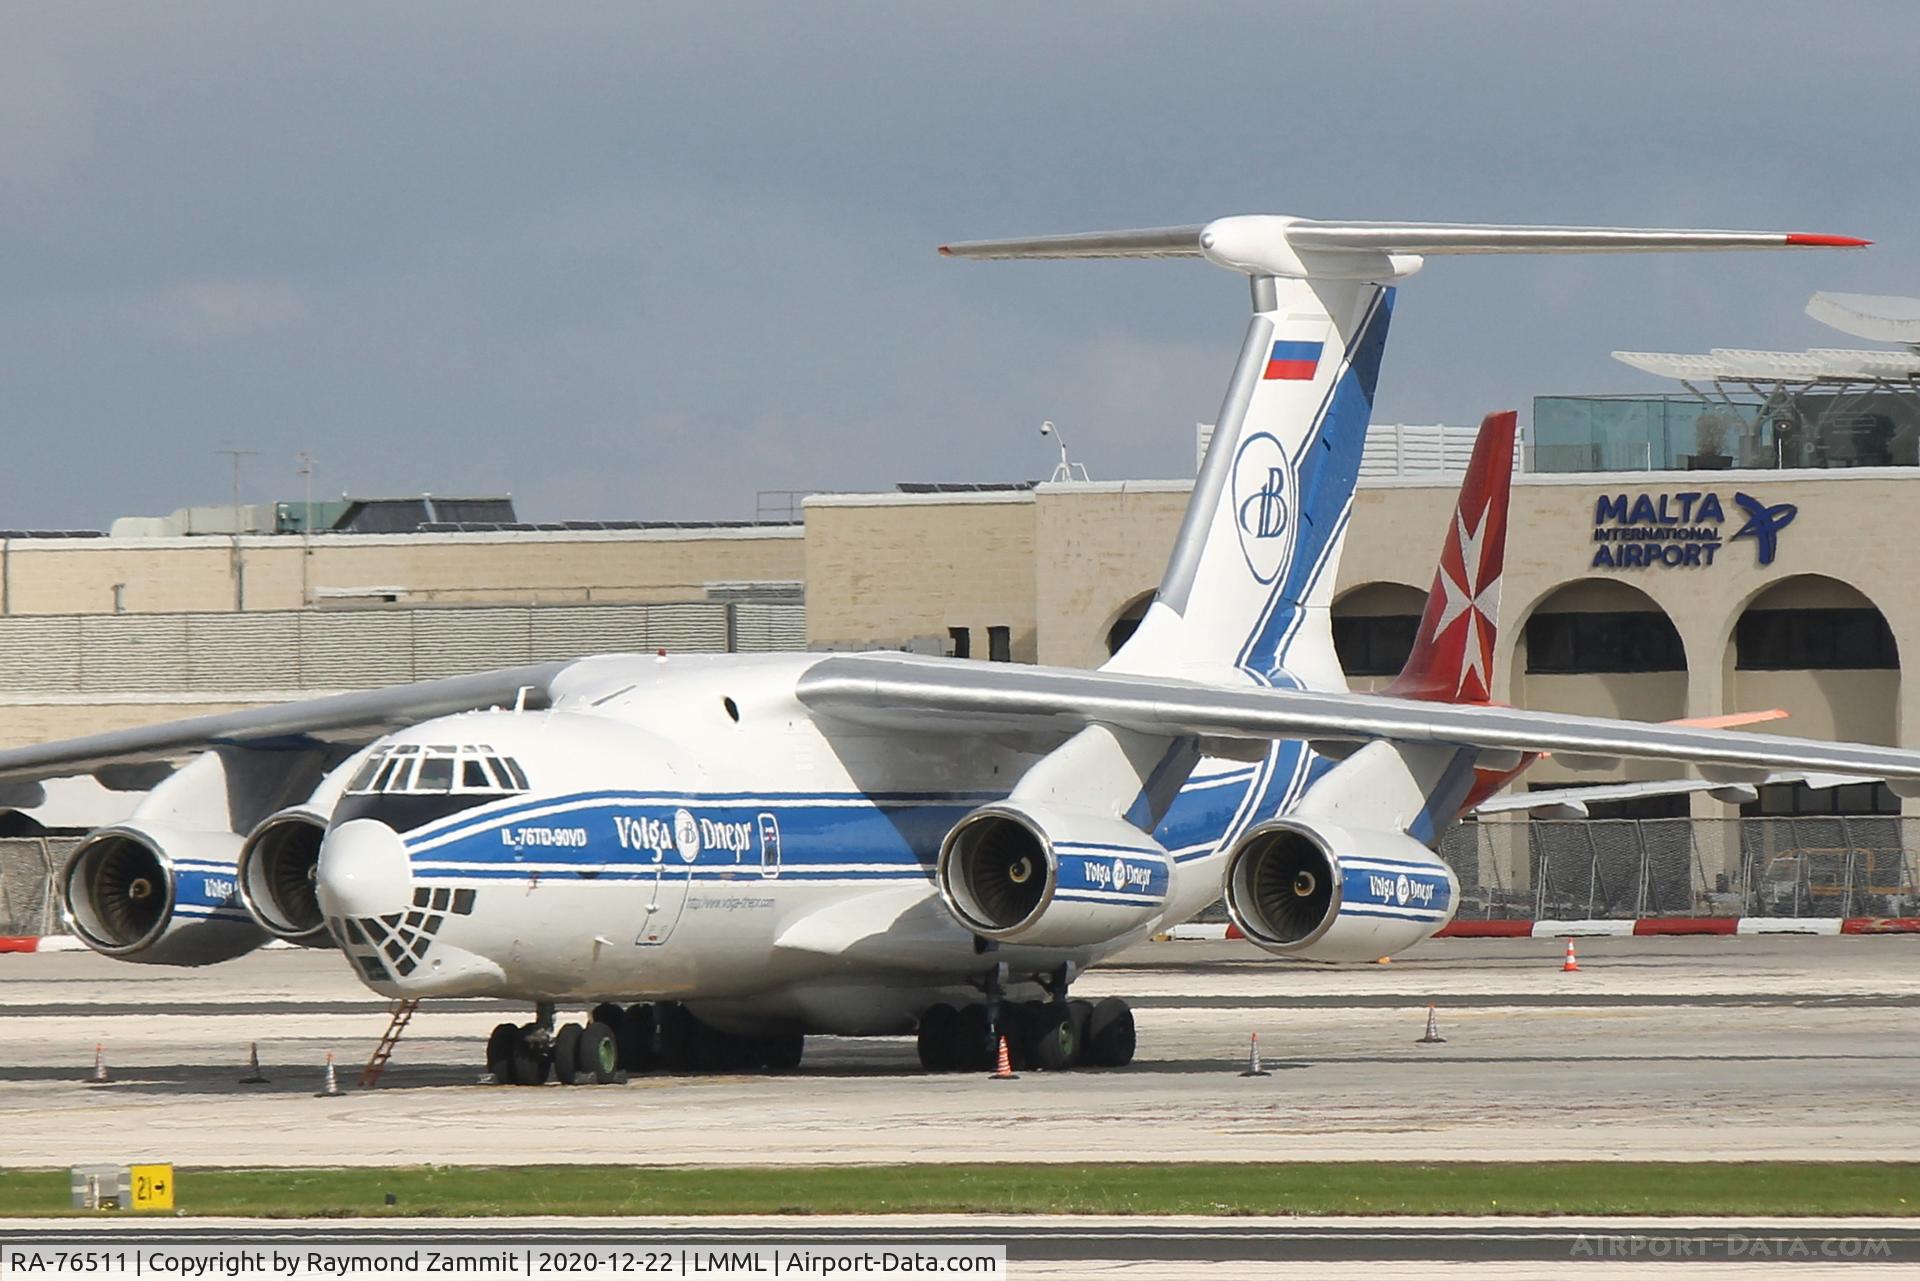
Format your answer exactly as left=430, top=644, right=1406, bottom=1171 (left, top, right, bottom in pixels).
left=1604, top=293, right=1920, bottom=469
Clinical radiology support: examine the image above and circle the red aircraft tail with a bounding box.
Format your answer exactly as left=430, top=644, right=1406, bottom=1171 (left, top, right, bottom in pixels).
left=1385, top=411, right=1517, bottom=705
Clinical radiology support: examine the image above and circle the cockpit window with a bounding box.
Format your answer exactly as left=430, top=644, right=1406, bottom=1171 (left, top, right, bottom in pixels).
left=416, top=755, right=455, bottom=792
left=346, top=744, right=530, bottom=796
left=370, top=755, right=407, bottom=792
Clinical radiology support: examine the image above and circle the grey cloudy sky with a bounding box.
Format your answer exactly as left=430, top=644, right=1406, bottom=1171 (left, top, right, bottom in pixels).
left=3, top=1, right=1913, bottom=527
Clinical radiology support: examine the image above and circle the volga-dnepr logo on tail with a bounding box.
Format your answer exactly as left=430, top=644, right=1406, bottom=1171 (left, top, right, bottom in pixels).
left=1232, top=432, right=1294, bottom=583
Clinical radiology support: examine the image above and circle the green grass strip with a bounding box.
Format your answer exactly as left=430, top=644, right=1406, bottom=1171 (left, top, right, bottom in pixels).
left=4, top=1163, right=1920, bottom=1218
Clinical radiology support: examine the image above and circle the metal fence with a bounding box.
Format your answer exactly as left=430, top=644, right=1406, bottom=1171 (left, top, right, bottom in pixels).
left=1445, top=816, right=1920, bottom=920
left=1180, top=816, right=1920, bottom=924
left=0, top=838, right=73, bottom=936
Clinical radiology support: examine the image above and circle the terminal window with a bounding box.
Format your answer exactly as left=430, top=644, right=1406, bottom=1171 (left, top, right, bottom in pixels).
left=1743, top=780, right=1900, bottom=816
left=1525, top=610, right=1685, bottom=674
left=1735, top=608, right=1898, bottom=670
left=1333, top=614, right=1421, bottom=677
left=987, top=626, right=1011, bottom=663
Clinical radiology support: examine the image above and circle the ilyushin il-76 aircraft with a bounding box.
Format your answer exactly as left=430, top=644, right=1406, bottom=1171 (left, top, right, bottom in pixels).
left=31, top=214, right=1917, bottom=1086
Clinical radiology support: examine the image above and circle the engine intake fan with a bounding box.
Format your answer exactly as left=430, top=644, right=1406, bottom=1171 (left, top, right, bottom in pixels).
left=1223, top=818, right=1457, bottom=963
left=1227, top=824, right=1335, bottom=946
left=61, top=824, right=264, bottom=964
left=237, top=809, right=330, bottom=944
left=937, top=801, right=1172, bottom=949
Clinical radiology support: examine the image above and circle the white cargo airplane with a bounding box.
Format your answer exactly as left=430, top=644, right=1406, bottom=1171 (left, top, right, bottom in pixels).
left=35, top=215, right=1910, bottom=1085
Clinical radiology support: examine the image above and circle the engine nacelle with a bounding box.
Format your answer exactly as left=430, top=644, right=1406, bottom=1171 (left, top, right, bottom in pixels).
left=936, top=801, right=1172, bottom=949
left=236, top=808, right=330, bottom=945
left=60, top=823, right=266, bottom=964
left=1223, top=818, right=1457, bottom=963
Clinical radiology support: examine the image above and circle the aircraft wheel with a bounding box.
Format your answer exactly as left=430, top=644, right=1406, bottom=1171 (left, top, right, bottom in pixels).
left=1030, top=1005, right=1078, bottom=1071
left=1085, top=998, right=1135, bottom=1068
left=620, top=1003, right=656, bottom=1072
left=1012, top=999, right=1051, bottom=1069
left=1067, top=998, right=1094, bottom=1061
left=759, top=1033, right=804, bottom=1072
left=579, top=1021, right=621, bottom=1084
left=654, top=1002, right=699, bottom=1071
left=692, top=1018, right=749, bottom=1072
left=509, top=1023, right=552, bottom=1086
left=950, top=1003, right=993, bottom=1071
left=591, top=1002, right=625, bottom=1033
left=485, top=1022, right=517, bottom=1083
left=916, top=1003, right=958, bottom=1072
left=552, top=1024, right=583, bottom=1085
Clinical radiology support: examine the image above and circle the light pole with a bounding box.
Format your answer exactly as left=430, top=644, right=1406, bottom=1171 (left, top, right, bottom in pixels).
left=296, top=452, right=316, bottom=606
left=213, top=446, right=259, bottom=610
left=1039, top=420, right=1090, bottom=483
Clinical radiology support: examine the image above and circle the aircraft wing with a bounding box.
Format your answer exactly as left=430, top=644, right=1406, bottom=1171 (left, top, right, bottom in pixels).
left=796, top=653, right=1920, bottom=790
left=0, top=661, right=568, bottom=784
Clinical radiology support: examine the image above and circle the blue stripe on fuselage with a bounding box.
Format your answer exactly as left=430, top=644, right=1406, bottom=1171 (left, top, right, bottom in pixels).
left=389, top=742, right=1371, bottom=890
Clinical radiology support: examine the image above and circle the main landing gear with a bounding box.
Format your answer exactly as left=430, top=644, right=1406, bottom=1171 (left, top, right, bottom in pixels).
left=915, top=968, right=1136, bottom=1073
left=486, top=1000, right=805, bottom=1086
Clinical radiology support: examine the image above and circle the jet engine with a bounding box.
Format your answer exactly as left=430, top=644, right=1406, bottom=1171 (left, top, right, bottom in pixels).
left=236, top=807, right=329, bottom=944
left=1222, top=818, right=1457, bottom=963
left=59, top=745, right=344, bottom=965
left=936, top=801, right=1172, bottom=949
left=235, top=748, right=367, bottom=946
left=60, top=823, right=264, bottom=964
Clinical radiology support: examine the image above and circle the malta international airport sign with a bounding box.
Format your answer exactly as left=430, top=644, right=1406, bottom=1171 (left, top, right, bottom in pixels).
left=1590, top=491, right=1797, bottom=571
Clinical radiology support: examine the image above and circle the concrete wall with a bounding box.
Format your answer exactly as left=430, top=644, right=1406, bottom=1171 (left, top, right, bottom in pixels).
left=0, top=527, right=804, bottom=616
left=1032, top=482, right=1190, bottom=669
left=804, top=492, right=1039, bottom=661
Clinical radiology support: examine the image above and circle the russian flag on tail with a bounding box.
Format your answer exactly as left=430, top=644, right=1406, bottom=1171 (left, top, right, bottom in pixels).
left=1263, top=340, right=1323, bottom=380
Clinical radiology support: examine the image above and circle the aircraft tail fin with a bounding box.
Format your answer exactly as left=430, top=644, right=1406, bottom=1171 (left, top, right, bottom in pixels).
left=942, top=215, right=1865, bottom=692
left=1386, top=411, right=1517, bottom=704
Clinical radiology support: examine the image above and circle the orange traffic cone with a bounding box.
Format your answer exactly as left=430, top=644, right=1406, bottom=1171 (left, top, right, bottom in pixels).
left=315, top=1051, right=341, bottom=1098
left=86, top=1044, right=108, bottom=1085
left=1417, top=1003, right=1446, bottom=1045
left=988, top=1035, right=1018, bottom=1081
left=1561, top=939, right=1581, bottom=973
left=1238, top=1032, right=1271, bottom=1077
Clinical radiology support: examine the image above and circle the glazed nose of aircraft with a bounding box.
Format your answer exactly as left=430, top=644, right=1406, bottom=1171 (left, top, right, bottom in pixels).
left=315, top=818, right=413, bottom=920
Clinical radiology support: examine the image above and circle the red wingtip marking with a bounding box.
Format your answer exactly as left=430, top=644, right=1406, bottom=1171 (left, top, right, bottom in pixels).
left=1785, top=233, right=1872, bottom=247
left=937, top=245, right=954, bottom=256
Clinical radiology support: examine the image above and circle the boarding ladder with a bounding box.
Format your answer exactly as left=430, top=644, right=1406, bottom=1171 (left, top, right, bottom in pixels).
left=359, top=998, right=420, bottom=1088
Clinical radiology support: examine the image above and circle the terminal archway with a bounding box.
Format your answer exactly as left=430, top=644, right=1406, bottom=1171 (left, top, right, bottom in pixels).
left=1102, top=590, right=1157, bottom=658
left=1331, top=581, right=1426, bottom=691
left=1725, top=573, right=1898, bottom=747
left=1513, top=578, right=1687, bottom=728
left=1726, top=573, right=1902, bottom=903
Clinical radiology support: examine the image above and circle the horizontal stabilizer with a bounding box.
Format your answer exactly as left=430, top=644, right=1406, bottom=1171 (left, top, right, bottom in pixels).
left=942, top=216, right=1869, bottom=280
left=941, top=225, right=1205, bottom=260
left=1282, top=222, right=1868, bottom=255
